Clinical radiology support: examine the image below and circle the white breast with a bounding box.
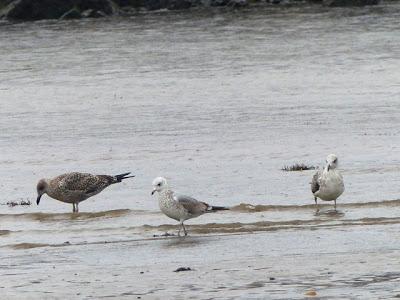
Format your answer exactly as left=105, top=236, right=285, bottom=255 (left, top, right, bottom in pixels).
left=316, top=169, right=345, bottom=201
left=158, top=191, right=190, bottom=222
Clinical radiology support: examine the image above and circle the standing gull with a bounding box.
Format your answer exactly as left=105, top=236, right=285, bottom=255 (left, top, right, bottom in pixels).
left=36, top=172, right=135, bottom=213
left=151, top=177, right=229, bottom=236
left=311, top=154, right=344, bottom=210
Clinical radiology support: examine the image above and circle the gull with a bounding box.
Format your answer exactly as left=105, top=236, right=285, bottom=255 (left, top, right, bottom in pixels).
left=151, top=177, right=229, bottom=236
left=36, top=172, right=135, bottom=213
left=311, top=154, right=345, bottom=210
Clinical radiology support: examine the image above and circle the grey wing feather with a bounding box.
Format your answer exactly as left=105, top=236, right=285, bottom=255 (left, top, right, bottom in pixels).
left=58, top=172, right=110, bottom=194
left=311, top=170, right=321, bottom=194
left=174, top=193, right=209, bottom=215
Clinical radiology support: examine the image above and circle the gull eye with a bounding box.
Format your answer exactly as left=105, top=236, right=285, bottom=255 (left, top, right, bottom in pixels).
left=158, top=183, right=162, bottom=186
left=333, top=159, right=337, bottom=163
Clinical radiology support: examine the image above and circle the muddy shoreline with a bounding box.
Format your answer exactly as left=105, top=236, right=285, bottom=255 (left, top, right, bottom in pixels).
left=2, top=223, right=400, bottom=299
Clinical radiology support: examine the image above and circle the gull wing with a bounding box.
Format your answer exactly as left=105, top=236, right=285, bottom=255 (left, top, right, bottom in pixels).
left=311, top=169, right=322, bottom=194
left=174, top=193, right=209, bottom=215
left=57, top=172, right=112, bottom=195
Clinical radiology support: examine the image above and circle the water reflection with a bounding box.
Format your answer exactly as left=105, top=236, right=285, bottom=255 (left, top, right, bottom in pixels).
left=161, top=236, right=206, bottom=248
left=314, top=209, right=346, bottom=219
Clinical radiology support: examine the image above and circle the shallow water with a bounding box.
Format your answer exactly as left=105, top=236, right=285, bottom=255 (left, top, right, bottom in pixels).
left=1, top=2, right=400, bottom=299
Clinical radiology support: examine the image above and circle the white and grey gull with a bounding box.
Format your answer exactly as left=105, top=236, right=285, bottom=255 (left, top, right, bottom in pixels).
left=311, top=154, right=344, bottom=210
left=151, top=177, right=229, bottom=236
left=36, top=172, right=135, bottom=213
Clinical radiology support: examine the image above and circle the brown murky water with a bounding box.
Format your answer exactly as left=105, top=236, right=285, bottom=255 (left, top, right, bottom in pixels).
left=1, top=3, right=400, bottom=299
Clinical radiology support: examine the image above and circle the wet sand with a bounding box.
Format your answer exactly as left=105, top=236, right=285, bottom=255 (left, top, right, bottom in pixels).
left=2, top=209, right=400, bottom=299
left=1, top=203, right=400, bottom=298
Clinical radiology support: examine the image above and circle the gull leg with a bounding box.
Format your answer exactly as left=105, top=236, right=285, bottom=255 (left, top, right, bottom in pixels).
left=72, top=203, right=76, bottom=213
left=178, top=221, right=187, bottom=236
left=314, top=197, right=319, bottom=212
left=334, top=199, right=337, bottom=211
left=182, top=222, right=187, bottom=236
left=177, top=225, right=182, bottom=237
left=76, top=202, right=79, bottom=213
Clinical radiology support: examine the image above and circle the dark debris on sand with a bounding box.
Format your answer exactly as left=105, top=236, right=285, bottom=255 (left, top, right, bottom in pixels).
left=174, top=267, right=193, bottom=272
left=281, top=163, right=315, bottom=172
left=6, top=199, right=32, bottom=207
left=153, top=232, right=176, bottom=237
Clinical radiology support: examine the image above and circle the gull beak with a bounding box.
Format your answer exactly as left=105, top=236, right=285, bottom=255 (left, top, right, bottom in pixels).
left=151, top=189, right=156, bottom=195
left=36, top=194, right=42, bottom=205
left=327, top=164, right=331, bottom=171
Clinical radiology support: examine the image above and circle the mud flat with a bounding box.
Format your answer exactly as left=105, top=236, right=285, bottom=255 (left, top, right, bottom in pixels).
left=1, top=218, right=400, bottom=299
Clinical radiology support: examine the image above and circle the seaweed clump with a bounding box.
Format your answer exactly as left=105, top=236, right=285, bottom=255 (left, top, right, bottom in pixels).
left=6, top=200, right=32, bottom=207
left=281, top=163, right=315, bottom=172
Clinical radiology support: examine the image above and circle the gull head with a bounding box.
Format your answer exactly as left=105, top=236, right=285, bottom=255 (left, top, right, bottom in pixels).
left=151, top=177, right=168, bottom=195
left=326, top=154, right=339, bottom=171
left=36, top=179, right=49, bottom=205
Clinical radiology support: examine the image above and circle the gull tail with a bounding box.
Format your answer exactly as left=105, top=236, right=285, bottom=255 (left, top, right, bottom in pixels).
left=114, top=172, right=135, bottom=182
left=208, top=205, right=230, bottom=212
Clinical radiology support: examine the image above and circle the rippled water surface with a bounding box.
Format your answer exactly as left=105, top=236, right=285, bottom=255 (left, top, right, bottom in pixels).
left=1, top=3, right=400, bottom=299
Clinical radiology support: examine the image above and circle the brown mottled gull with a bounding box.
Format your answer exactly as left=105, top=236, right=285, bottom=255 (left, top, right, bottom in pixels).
left=151, top=177, right=229, bottom=236
left=311, top=154, right=345, bottom=211
left=36, top=172, right=135, bottom=213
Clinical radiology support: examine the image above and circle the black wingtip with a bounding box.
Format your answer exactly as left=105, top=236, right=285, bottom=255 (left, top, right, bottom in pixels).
left=115, top=172, right=135, bottom=182
left=117, top=172, right=131, bottom=177
left=210, top=206, right=230, bottom=211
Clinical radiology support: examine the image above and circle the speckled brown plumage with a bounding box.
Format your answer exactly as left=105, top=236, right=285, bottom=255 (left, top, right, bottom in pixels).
left=36, top=172, right=134, bottom=213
